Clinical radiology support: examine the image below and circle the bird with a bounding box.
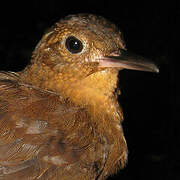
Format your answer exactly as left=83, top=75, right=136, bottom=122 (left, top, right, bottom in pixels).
left=0, top=14, right=159, bottom=180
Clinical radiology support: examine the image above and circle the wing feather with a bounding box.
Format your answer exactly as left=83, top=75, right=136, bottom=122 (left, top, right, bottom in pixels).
left=0, top=72, right=102, bottom=179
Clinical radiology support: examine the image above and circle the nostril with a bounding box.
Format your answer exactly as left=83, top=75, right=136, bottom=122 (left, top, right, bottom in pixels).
left=109, top=50, right=121, bottom=57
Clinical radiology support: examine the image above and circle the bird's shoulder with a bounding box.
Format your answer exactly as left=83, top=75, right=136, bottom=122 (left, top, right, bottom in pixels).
left=0, top=71, right=98, bottom=179
left=0, top=71, right=82, bottom=114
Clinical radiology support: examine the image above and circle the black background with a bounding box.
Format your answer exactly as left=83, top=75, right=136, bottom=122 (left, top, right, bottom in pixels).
left=0, top=1, right=176, bottom=180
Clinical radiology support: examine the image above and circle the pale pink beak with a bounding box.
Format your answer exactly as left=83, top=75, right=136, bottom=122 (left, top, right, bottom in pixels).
left=99, top=49, right=159, bottom=73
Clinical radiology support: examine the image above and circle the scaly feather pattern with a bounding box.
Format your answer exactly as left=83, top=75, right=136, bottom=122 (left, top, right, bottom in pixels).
left=0, top=14, right=158, bottom=179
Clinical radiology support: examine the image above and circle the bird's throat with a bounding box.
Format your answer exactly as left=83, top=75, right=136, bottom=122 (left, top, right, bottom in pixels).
left=21, top=63, right=120, bottom=116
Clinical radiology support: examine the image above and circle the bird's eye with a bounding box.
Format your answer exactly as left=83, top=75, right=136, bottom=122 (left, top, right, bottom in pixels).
left=65, top=36, right=83, bottom=54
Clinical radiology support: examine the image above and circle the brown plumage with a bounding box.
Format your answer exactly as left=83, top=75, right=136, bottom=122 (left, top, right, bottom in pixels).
left=0, top=14, right=158, bottom=180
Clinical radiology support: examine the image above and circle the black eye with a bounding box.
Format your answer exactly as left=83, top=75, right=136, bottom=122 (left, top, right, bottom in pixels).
left=65, top=36, right=83, bottom=54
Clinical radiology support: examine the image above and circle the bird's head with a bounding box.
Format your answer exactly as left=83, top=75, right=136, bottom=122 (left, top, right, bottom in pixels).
left=22, top=14, right=158, bottom=107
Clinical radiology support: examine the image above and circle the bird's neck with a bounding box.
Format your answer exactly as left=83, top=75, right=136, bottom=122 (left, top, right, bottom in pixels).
left=20, top=63, right=122, bottom=120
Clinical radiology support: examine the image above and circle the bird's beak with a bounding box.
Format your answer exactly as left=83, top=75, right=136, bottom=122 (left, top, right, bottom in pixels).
left=99, top=49, right=159, bottom=73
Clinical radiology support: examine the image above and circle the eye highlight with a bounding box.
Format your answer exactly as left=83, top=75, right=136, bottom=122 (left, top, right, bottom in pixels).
left=65, top=36, right=83, bottom=54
